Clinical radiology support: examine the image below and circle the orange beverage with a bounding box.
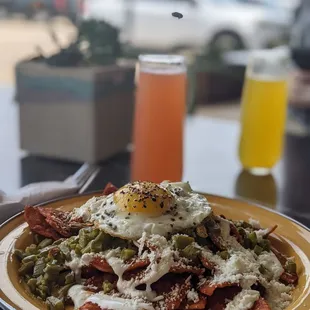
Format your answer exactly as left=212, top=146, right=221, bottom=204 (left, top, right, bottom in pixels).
left=131, top=55, right=186, bottom=182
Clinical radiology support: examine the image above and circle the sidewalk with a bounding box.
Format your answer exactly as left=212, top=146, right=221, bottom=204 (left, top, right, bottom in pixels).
left=0, top=18, right=76, bottom=85
left=196, top=101, right=240, bottom=121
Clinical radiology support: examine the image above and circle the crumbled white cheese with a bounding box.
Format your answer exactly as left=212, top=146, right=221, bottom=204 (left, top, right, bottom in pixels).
left=187, top=289, right=199, bottom=303
left=199, top=246, right=224, bottom=266
left=147, top=234, right=169, bottom=250
left=249, top=218, right=261, bottom=229
left=255, top=229, right=269, bottom=242
left=199, top=218, right=290, bottom=304
left=239, top=275, right=259, bottom=290
left=221, top=253, right=258, bottom=275
left=260, top=279, right=293, bottom=310
left=225, top=289, right=259, bottom=310
left=211, top=250, right=260, bottom=289
left=258, top=252, right=284, bottom=280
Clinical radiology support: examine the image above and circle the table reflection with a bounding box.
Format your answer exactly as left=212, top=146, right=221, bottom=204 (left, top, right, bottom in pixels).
left=235, top=170, right=277, bottom=209
left=20, top=154, right=131, bottom=192
left=21, top=156, right=81, bottom=186
left=281, top=134, right=310, bottom=227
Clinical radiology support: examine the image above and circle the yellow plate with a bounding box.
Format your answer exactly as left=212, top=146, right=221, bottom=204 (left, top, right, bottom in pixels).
left=0, top=193, right=309, bottom=310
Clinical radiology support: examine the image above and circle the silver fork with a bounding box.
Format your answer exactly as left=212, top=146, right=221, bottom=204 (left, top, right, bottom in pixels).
left=65, top=163, right=101, bottom=194
left=0, top=298, right=15, bottom=310
left=0, top=165, right=100, bottom=309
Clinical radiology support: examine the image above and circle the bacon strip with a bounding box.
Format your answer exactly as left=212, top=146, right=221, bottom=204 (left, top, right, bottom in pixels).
left=85, top=274, right=118, bottom=293
left=207, top=286, right=242, bottom=310
left=103, top=183, right=118, bottom=195
left=230, top=223, right=242, bottom=242
left=38, top=207, right=72, bottom=237
left=280, top=272, right=298, bottom=285
left=185, top=295, right=207, bottom=309
left=24, top=206, right=61, bottom=240
left=25, top=205, right=90, bottom=239
left=251, top=297, right=271, bottom=310
left=125, top=258, right=150, bottom=272
left=90, top=257, right=114, bottom=273
left=163, top=277, right=191, bottom=309
left=199, top=281, right=238, bottom=296
left=79, top=302, right=102, bottom=310
left=200, top=256, right=215, bottom=270
left=90, top=257, right=149, bottom=274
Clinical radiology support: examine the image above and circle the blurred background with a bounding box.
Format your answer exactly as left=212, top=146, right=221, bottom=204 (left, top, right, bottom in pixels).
left=2, top=0, right=310, bottom=228
left=0, top=0, right=301, bottom=112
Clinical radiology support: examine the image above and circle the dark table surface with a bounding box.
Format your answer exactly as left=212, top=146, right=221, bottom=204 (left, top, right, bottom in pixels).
left=1, top=85, right=309, bottom=229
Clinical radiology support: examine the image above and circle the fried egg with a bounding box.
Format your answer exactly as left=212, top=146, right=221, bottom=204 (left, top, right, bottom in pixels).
left=71, top=181, right=212, bottom=240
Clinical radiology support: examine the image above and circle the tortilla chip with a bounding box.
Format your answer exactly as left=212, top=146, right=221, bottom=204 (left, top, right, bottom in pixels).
left=103, top=183, right=118, bottom=195
left=24, top=206, right=60, bottom=240
left=199, top=281, right=238, bottom=296
left=251, top=297, right=271, bottom=310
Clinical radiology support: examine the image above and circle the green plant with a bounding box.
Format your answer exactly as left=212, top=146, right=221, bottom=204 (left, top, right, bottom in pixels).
left=78, top=20, right=122, bottom=65
left=34, top=19, right=122, bottom=67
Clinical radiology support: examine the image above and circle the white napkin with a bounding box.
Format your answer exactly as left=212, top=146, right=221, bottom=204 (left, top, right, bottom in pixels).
left=0, top=178, right=79, bottom=225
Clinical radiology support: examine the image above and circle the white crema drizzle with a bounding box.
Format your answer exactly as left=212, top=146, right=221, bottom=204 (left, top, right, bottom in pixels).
left=68, top=235, right=175, bottom=309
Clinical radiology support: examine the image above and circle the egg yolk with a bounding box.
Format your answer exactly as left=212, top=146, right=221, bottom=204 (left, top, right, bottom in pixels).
left=113, top=181, right=175, bottom=216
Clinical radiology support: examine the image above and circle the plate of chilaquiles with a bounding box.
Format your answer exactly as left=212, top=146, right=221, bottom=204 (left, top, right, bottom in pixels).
left=0, top=181, right=309, bottom=310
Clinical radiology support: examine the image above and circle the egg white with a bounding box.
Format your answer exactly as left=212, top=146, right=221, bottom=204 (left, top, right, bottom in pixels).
left=71, top=182, right=212, bottom=240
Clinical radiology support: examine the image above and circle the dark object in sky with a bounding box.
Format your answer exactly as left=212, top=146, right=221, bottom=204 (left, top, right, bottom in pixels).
left=172, top=12, right=183, bottom=19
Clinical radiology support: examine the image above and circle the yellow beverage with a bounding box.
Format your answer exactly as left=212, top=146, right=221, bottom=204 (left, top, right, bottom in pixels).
left=239, top=76, right=288, bottom=172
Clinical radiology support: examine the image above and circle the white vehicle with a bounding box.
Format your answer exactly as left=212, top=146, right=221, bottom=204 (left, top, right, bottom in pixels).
left=83, top=0, right=298, bottom=51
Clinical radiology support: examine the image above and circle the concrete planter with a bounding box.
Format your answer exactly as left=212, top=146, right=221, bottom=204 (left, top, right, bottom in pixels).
left=15, top=61, right=135, bottom=163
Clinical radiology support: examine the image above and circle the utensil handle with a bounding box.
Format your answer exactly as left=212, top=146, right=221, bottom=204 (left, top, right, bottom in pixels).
left=0, top=298, right=15, bottom=310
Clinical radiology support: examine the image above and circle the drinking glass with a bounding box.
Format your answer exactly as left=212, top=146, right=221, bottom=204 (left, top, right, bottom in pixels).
left=131, top=55, right=187, bottom=182
left=239, top=48, right=289, bottom=175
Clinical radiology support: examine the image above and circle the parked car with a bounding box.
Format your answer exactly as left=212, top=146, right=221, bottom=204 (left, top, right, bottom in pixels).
left=0, top=0, right=12, bottom=17
left=82, top=0, right=299, bottom=52
left=0, top=0, right=83, bottom=22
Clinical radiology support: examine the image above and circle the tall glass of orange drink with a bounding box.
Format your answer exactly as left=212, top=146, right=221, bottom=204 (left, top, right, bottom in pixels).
left=239, top=49, right=289, bottom=175
left=131, top=55, right=187, bottom=182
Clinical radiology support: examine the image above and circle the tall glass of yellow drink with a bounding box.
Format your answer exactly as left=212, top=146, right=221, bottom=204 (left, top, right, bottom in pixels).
left=239, top=49, right=289, bottom=175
